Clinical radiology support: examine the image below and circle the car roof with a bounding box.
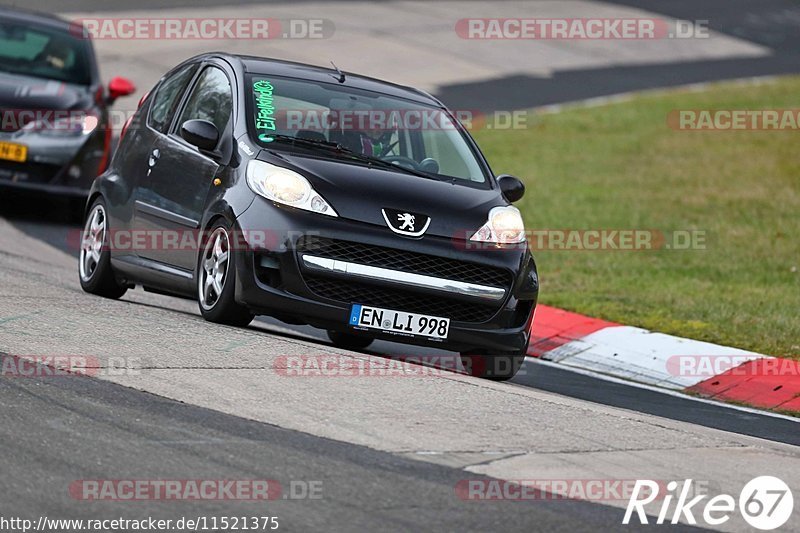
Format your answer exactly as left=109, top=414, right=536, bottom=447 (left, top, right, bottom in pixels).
left=233, top=54, right=443, bottom=107
left=0, top=6, right=76, bottom=33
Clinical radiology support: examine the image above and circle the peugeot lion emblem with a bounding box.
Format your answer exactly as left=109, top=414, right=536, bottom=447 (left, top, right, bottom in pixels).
left=397, top=213, right=415, bottom=231
left=382, top=208, right=431, bottom=237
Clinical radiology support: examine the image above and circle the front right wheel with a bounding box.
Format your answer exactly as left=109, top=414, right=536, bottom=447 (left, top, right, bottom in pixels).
left=197, top=221, right=255, bottom=327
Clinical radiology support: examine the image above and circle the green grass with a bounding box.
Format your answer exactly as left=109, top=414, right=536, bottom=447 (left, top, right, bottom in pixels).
left=473, top=77, right=800, bottom=359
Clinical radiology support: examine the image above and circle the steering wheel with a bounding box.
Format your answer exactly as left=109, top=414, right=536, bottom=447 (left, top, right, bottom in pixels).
left=382, top=155, right=420, bottom=170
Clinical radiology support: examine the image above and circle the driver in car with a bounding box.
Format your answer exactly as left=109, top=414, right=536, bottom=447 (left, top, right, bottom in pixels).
left=356, top=124, right=392, bottom=157
left=35, top=37, right=70, bottom=70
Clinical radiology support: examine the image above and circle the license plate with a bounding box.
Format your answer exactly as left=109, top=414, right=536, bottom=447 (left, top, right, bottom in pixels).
left=0, top=142, right=27, bottom=163
left=349, top=304, right=450, bottom=340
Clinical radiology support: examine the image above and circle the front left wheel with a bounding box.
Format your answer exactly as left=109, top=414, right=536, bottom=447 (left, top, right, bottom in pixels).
left=79, top=198, right=127, bottom=299
left=197, top=221, right=254, bottom=327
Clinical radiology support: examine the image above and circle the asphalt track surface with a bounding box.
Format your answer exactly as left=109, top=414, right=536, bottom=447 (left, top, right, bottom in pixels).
left=438, top=0, right=800, bottom=111
left=5, top=370, right=693, bottom=532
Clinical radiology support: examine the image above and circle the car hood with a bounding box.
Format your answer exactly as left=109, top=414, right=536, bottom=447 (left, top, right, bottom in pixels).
left=259, top=151, right=504, bottom=239
left=0, top=71, right=91, bottom=112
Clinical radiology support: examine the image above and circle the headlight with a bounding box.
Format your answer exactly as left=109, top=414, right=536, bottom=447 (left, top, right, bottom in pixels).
left=24, top=112, right=99, bottom=137
left=246, top=160, right=337, bottom=217
left=470, top=206, right=526, bottom=244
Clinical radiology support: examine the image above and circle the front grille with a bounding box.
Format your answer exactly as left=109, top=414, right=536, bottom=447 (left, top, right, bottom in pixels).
left=305, top=277, right=500, bottom=323
left=296, top=236, right=511, bottom=324
left=296, top=236, right=511, bottom=288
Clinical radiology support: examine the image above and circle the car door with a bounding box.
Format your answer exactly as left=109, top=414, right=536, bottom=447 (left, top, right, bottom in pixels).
left=130, top=62, right=199, bottom=256
left=135, top=64, right=232, bottom=273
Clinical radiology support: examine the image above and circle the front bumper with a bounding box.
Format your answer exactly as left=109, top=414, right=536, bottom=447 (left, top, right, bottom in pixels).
left=0, top=129, right=107, bottom=197
left=234, top=198, right=538, bottom=353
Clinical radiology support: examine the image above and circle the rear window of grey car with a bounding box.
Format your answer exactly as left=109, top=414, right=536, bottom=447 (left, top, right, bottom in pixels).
left=0, top=21, right=91, bottom=85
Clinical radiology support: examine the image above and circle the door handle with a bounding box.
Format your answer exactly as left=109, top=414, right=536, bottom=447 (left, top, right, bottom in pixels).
left=148, top=148, right=160, bottom=168
left=147, top=149, right=160, bottom=176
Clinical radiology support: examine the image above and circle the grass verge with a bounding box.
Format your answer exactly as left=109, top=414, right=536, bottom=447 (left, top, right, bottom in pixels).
left=473, top=76, right=800, bottom=359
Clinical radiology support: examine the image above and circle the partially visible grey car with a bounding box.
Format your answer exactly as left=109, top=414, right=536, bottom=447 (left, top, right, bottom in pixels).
left=0, top=7, right=135, bottom=208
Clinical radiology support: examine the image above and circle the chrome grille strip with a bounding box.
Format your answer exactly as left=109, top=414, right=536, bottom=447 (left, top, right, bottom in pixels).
left=301, top=254, right=506, bottom=302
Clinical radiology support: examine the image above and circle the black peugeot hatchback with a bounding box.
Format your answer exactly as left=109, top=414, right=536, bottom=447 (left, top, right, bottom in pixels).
left=80, top=53, right=538, bottom=380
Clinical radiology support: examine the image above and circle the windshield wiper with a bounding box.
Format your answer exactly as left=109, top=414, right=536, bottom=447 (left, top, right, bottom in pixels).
left=261, top=134, right=439, bottom=181
left=335, top=150, right=439, bottom=181
left=261, top=134, right=343, bottom=151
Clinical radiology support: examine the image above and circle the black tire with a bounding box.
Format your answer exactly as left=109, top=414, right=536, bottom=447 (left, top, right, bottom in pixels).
left=327, top=330, right=374, bottom=351
left=78, top=198, right=127, bottom=299
left=460, top=351, right=526, bottom=381
left=197, top=220, right=254, bottom=327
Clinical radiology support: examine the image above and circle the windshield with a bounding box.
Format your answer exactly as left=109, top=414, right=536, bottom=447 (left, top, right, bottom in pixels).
left=0, top=21, right=92, bottom=85
left=246, top=74, right=489, bottom=185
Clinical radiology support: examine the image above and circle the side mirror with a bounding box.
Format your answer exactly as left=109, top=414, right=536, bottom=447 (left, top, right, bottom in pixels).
left=108, top=76, right=136, bottom=103
left=181, top=119, right=219, bottom=152
left=497, top=174, right=525, bottom=203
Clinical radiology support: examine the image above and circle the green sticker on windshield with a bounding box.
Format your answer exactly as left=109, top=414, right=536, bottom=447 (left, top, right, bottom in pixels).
left=253, top=79, right=276, bottom=141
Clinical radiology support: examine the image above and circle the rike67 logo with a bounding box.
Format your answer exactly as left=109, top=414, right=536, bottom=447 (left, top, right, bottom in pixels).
left=624, top=477, right=794, bottom=530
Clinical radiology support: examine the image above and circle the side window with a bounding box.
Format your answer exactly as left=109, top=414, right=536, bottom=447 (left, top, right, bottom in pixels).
left=175, top=67, right=232, bottom=138
left=148, top=63, right=198, bottom=133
